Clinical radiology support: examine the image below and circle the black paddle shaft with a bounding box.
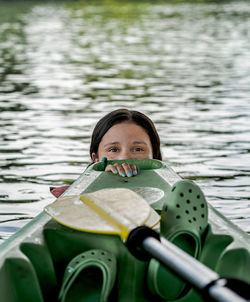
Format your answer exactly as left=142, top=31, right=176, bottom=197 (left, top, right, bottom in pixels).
left=126, top=226, right=250, bottom=302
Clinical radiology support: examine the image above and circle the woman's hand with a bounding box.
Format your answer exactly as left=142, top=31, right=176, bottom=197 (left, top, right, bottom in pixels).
left=105, top=162, right=138, bottom=177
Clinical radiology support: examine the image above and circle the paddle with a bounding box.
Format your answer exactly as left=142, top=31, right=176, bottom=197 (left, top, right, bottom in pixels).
left=45, top=188, right=160, bottom=240
left=127, top=227, right=249, bottom=302
left=45, top=188, right=249, bottom=302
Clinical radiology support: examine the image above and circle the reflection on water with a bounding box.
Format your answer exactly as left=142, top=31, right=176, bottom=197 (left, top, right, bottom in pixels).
left=1, top=0, right=250, bottom=242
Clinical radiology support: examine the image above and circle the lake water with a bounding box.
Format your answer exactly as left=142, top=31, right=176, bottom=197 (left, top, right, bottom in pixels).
left=1, top=0, right=250, bottom=243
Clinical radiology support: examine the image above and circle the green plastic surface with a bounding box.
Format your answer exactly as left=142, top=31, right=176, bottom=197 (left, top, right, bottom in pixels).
left=0, top=159, right=249, bottom=302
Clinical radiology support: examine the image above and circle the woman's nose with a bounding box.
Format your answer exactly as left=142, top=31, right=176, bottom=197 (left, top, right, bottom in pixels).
left=118, top=150, right=133, bottom=160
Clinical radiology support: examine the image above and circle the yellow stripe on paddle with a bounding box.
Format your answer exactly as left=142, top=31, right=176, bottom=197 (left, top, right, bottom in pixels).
left=80, top=194, right=130, bottom=240
left=45, top=188, right=160, bottom=240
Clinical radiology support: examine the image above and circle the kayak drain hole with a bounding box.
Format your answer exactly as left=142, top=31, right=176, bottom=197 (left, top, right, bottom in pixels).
left=176, top=215, right=181, bottom=219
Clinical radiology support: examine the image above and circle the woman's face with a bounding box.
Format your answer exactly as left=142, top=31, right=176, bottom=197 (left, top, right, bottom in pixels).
left=92, top=121, right=153, bottom=162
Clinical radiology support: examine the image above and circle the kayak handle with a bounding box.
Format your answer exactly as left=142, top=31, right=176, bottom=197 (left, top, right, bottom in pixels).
left=93, top=158, right=163, bottom=171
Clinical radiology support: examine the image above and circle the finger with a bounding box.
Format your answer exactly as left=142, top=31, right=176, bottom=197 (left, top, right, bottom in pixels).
left=130, top=164, right=138, bottom=176
left=105, top=163, right=138, bottom=177
left=121, top=163, right=133, bottom=177
left=105, top=164, right=118, bottom=174
left=112, top=163, right=126, bottom=177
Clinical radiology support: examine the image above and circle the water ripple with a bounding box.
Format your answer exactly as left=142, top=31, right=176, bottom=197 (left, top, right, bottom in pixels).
left=1, top=0, right=250, bottom=242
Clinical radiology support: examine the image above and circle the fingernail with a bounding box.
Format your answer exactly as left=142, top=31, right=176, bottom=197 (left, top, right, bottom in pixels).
left=133, top=170, right=137, bottom=175
left=128, top=172, right=132, bottom=177
left=122, top=173, right=126, bottom=177
left=114, top=169, right=118, bottom=173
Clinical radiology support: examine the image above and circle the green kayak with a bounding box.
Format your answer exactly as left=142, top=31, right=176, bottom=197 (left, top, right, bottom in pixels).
left=0, top=159, right=249, bottom=302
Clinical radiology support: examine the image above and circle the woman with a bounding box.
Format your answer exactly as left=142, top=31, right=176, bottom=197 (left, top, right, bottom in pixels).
left=90, top=108, right=162, bottom=176
left=50, top=109, right=162, bottom=197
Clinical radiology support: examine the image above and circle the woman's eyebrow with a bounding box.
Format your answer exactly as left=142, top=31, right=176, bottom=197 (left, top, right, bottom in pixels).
left=132, top=141, right=148, bottom=145
left=103, top=141, right=120, bottom=147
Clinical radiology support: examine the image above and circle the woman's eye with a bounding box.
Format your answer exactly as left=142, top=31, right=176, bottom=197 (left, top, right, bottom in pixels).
left=109, top=147, right=119, bottom=152
left=134, top=147, right=143, bottom=152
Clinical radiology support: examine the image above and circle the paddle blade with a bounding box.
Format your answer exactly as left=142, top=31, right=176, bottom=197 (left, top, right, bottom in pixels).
left=145, top=207, right=160, bottom=229
left=45, top=188, right=157, bottom=240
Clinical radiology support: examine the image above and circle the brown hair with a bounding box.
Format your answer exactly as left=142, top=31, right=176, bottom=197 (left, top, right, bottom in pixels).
left=90, top=109, right=162, bottom=161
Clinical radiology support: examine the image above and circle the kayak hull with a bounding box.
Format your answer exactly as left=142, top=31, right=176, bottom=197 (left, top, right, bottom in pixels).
left=0, top=159, right=249, bottom=302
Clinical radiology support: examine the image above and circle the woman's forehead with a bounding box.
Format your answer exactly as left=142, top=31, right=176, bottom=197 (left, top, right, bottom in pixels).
left=103, top=121, right=149, bottom=138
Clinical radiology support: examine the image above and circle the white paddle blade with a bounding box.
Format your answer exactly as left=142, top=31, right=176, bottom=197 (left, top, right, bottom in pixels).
left=45, top=188, right=152, bottom=239
left=45, top=195, right=121, bottom=234
left=145, top=207, right=160, bottom=229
